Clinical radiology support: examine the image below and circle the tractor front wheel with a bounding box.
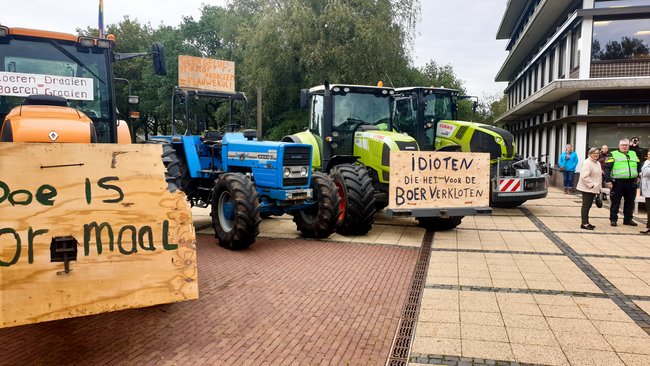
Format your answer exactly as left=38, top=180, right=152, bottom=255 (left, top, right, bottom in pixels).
left=292, top=172, right=340, bottom=238
left=211, top=173, right=261, bottom=250
left=330, top=164, right=376, bottom=235
left=416, top=216, right=463, bottom=231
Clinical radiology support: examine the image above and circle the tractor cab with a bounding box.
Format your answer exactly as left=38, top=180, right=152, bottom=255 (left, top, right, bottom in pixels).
left=393, top=87, right=460, bottom=151
left=300, top=83, right=396, bottom=171
left=0, top=25, right=165, bottom=144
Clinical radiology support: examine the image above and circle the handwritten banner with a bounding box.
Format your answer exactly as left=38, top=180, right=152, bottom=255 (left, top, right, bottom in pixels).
left=178, top=55, right=235, bottom=92
left=388, top=151, right=490, bottom=210
left=0, top=143, right=197, bottom=328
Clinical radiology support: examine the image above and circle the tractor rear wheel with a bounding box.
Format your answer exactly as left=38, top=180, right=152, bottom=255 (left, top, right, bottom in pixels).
left=292, top=172, right=339, bottom=238
left=330, top=164, right=376, bottom=235
left=145, top=140, right=181, bottom=192
left=416, top=216, right=463, bottom=231
left=211, top=173, right=261, bottom=250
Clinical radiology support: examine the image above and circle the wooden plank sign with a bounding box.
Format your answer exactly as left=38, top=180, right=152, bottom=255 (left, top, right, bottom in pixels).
left=388, top=151, right=490, bottom=210
left=178, top=55, right=235, bottom=92
left=0, top=143, right=198, bottom=328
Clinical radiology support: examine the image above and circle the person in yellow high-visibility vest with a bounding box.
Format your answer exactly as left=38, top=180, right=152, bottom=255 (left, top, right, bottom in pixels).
left=604, top=138, right=641, bottom=227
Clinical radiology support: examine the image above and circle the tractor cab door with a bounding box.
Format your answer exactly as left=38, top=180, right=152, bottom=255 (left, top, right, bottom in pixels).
left=423, top=91, right=454, bottom=150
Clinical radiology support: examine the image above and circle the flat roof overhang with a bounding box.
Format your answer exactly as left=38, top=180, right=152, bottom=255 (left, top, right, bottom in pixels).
left=496, top=5, right=650, bottom=82
left=495, top=77, right=650, bottom=124
left=496, top=0, right=528, bottom=39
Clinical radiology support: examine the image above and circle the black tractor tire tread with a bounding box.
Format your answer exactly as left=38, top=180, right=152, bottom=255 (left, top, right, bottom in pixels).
left=145, top=140, right=181, bottom=192
left=331, top=164, right=376, bottom=235
left=416, top=216, right=463, bottom=231
left=211, top=173, right=261, bottom=250
left=292, top=172, right=339, bottom=238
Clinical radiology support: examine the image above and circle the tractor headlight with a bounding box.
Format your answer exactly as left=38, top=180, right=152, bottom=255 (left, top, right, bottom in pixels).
left=300, top=167, right=308, bottom=177
left=284, top=168, right=291, bottom=177
left=495, top=137, right=503, bottom=144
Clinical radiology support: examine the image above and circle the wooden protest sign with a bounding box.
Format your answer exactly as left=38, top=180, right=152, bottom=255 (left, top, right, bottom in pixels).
left=0, top=143, right=198, bottom=328
left=388, top=151, right=490, bottom=210
left=178, top=55, right=235, bottom=92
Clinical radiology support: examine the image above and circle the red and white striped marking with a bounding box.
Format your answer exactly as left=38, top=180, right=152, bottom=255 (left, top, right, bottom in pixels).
left=499, top=178, right=522, bottom=192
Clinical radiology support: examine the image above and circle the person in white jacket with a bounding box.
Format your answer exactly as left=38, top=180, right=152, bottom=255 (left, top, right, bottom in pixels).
left=577, top=148, right=603, bottom=230
left=640, top=150, right=650, bottom=234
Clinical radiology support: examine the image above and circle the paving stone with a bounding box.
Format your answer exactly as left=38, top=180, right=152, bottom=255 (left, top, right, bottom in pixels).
left=411, top=337, right=461, bottom=356
left=562, top=349, right=625, bottom=366
left=511, top=343, right=569, bottom=365
left=553, top=331, right=613, bottom=351
left=461, top=340, right=515, bottom=362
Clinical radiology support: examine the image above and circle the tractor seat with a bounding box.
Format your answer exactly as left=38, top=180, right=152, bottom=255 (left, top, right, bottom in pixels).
left=201, top=130, right=223, bottom=145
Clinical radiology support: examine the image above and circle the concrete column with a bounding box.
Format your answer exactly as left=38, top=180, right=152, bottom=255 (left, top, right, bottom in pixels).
left=540, top=128, right=549, bottom=157
left=575, top=122, right=588, bottom=169
left=561, top=123, right=568, bottom=147
left=549, top=125, right=557, bottom=167
left=579, top=18, right=593, bottom=79
left=544, top=53, right=551, bottom=85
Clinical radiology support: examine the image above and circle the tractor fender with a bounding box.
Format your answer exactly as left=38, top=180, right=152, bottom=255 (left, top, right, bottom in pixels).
left=282, top=131, right=322, bottom=170
left=325, top=155, right=360, bottom=173
left=436, top=143, right=462, bottom=152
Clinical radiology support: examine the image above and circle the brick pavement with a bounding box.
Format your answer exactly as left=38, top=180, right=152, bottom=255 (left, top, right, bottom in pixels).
left=0, top=237, right=417, bottom=366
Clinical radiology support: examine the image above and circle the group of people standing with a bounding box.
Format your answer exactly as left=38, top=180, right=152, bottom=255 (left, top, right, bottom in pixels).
left=559, top=137, right=650, bottom=234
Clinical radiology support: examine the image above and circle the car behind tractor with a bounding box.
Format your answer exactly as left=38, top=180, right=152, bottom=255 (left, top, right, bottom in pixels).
left=149, top=87, right=339, bottom=249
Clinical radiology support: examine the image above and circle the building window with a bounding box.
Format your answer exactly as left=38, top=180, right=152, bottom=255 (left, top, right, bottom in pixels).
left=592, top=18, right=650, bottom=61
left=589, top=102, right=650, bottom=115
left=558, top=38, right=567, bottom=78
left=548, top=50, right=555, bottom=82
left=570, top=26, right=582, bottom=70
left=540, top=57, right=546, bottom=87
left=594, top=0, right=650, bottom=8
left=588, top=123, right=650, bottom=150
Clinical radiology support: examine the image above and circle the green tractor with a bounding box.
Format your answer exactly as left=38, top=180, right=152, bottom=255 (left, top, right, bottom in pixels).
left=282, top=83, right=490, bottom=232
left=393, top=87, right=548, bottom=208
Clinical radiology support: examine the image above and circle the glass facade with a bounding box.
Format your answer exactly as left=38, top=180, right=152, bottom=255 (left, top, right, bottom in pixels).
left=595, top=0, right=650, bottom=8
left=588, top=123, right=650, bottom=150
left=592, top=18, right=650, bottom=61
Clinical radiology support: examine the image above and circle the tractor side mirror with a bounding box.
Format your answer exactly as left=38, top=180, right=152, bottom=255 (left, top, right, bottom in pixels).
left=300, top=89, right=309, bottom=109
left=152, top=43, right=167, bottom=76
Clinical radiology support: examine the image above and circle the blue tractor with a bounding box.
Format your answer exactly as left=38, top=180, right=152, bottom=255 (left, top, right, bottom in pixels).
left=149, top=88, right=339, bottom=250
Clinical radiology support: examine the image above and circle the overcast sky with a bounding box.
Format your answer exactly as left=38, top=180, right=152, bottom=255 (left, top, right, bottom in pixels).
left=1, top=0, right=509, bottom=96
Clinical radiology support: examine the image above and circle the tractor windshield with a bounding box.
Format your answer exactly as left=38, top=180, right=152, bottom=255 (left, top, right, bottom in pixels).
left=0, top=36, right=115, bottom=142
left=423, top=93, right=454, bottom=122
left=332, top=92, right=392, bottom=131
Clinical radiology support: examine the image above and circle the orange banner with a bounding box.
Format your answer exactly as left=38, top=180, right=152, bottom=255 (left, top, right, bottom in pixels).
left=178, top=55, right=235, bottom=92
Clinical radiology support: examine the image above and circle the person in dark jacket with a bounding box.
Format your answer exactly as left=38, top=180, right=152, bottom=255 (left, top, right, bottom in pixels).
left=604, top=138, right=641, bottom=226
left=630, top=137, right=645, bottom=162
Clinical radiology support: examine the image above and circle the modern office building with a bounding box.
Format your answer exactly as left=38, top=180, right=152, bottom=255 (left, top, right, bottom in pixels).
left=495, top=0, right=650, bottom=177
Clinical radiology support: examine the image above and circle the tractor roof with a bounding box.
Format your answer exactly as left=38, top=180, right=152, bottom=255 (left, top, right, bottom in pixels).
left=396, top=86, right=460, bottom=94
left=309, top=84, right=395, bottom=94
left=1, top=26, right=78, bottom=42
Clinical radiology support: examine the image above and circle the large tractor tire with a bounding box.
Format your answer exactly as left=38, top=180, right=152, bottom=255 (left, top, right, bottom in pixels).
left=292, top=172, right=340, bottom=238
left=330, top=164, right=376, bottom=236
left=416, top=216, right=463, bottom=231
left=145, top=140, right=181, bottom=192
left=211, top=173, right=261, bottom=250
